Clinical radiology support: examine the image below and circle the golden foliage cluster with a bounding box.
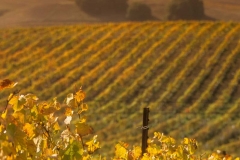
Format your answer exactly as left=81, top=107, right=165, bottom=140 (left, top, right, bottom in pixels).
left=0, top=79, right=239, bottom=159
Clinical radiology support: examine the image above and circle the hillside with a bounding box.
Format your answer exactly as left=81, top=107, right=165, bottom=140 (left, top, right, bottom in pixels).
left=0, top=22, right=240, bottom=157
left=0, top=0, right=240, bottom=28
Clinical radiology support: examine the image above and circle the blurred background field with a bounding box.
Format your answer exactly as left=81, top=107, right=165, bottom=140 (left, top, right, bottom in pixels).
left=0, top=0, right=239, bottom=27
left=0, top=0, right=240, bottom=158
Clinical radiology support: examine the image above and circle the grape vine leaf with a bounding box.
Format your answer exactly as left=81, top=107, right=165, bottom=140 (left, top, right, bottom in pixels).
left=65, top=107, right=73, bottom=116
left=25, top=94, right=38, bottom=109
left=0, top=79, right=17, bottom=91
left=64, top=116, right=72, bottom=125
left=12, top=111, right=25, bottom=124
left=78, top=103, right=88, bottom=114
left=131, top=146, right=142, bottom=159
left=26, top=139, right=37, bottom=157
left=23, top=123, right=35, bottom=139
left=75, top=122, right=93, bottom=137
left=38, top=102, right=56, bottom=115
left=1, top=109, right=8, bottom=119
left=75, top=90, right=85, bottom=102
left=65, top=93, right=78, bottom=108
left=114, top=143, right=128, bottom=159
left=85, top=135, right=100, bottom=154
left=9, top=95, right=26, bottom=112
left=61, top=140, right=83, bottom=160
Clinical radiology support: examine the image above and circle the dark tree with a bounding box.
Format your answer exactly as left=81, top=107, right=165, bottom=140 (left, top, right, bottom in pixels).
left=166, top=0, right=205, bottom=20
left=75, top=0, right=128, bottom=16
left=126, top=2, right=153, bottom=21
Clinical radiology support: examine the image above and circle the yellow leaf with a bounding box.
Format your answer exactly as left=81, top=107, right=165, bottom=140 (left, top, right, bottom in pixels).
left=132, top=146, right=142, bottom=159
left=53, top=122, right=60, bottom=131
left=85, top=135, right=100, bottom=154
left=53, top=97, right=61, bottom=110
left=44, top=148, right=54, bottom=157
left=25, top=94, right=38, bottom=109
left=0, top=79, right=17, bottom=91
left=38, top=102, right=56, bottom=115
left=23, top=123, right=35, bottom=139
left=6, top=155, right=15, bottom=160
left=82, top=155, right=91, bottom=160
left=142, top=153, right=151, bottom=160
left=119, top=141, right=129, bottom=149
left=79, top=117, right=87, bottom=123
left=9, top=95, right=26, bottom=112
left=81, top=103, right=88, bottom=111
left=183, top=138, right=189, bottom=145
left=1, top=109, right=8, bottom=119
left=147, top=147, right=158, bottom=156
left=75, top=122, right=93, bottom=136
left=78, top=103, right=88, bottom=114
left=0, top=124, right=5, bottom=133
left=12, top=111, right=25, bottom=124
left=114, top=143, right=128, bottom=159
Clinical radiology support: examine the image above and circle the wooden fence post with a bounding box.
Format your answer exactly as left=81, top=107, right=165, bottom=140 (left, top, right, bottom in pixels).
left=142, top=107, right=149, bottom=156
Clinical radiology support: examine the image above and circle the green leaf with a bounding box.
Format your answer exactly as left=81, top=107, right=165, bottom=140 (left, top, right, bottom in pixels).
left=1, top=141, right=16, bottom=156
left=26, top=139, right=37, bottom=156
left=6, top=123, right=26, bottom=148
left=6, top=123, right=17, bottom=139
left=61, top=140, right=83, bottom=160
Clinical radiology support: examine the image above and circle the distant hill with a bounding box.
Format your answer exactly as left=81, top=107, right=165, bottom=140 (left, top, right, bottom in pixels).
left=0, top=22, right=240, bottom=156
left=0, top=0, right=239, bottom=27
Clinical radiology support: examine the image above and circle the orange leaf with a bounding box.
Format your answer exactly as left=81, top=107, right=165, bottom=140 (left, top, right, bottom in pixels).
left=65, top=107, right=73, bottom=116
left=0, top=79, right=17, bottom=91
left=75, top=90, right=86, bottom=102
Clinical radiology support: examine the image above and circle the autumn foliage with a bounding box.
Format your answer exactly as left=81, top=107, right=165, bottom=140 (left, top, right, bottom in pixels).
left=0, top=79, right=100, bottom=159
left=0, top=79, right=239, bottom=159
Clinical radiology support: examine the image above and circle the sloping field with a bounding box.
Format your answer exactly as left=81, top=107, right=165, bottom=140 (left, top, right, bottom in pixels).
left=0, top=22, right=240, bottom=156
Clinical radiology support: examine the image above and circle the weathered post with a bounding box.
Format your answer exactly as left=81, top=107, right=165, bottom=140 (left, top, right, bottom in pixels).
left=142, top=107, right=149, bottom=156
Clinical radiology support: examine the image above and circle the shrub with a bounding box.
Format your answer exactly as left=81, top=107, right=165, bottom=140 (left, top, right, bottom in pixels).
left=126, top=2, right=153, bottom=21
left=166, top=0, right=205, bottom=20
left=75, top=0, right=128, bottom=16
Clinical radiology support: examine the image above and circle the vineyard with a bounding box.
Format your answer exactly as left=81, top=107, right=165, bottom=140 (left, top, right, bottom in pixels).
left=0, top=21, right=240, bottom=157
